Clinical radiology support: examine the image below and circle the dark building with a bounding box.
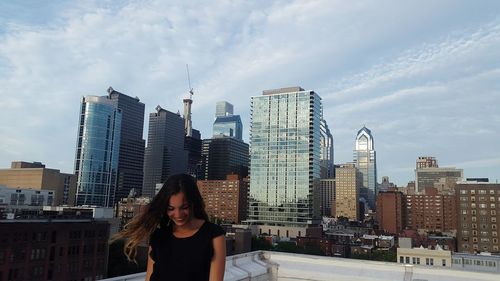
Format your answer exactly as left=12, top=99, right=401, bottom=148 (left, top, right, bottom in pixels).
left=184, top=129, right=202, bottom=179
left=108, top=87, right=146, bottom=203
left=0, top=218, right=109, bottom=281
left=200, top=137, right=249, bottom=180
left=143, top=106, right=188, bottom=198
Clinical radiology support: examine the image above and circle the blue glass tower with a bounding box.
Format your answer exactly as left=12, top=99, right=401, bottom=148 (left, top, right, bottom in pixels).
left=74, top=96, right=121, bottom=207
left=213, top=115, right=243, bottom=140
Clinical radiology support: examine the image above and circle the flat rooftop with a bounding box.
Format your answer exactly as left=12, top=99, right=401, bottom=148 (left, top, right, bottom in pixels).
left=102, top=251, right=500, bottom=281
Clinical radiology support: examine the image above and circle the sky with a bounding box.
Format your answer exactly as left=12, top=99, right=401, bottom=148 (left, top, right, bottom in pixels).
left=0, top=0, right=499, bottom=186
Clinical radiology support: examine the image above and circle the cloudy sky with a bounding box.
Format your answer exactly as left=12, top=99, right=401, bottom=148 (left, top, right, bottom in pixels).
left=1, top=0, right=499, bottom=186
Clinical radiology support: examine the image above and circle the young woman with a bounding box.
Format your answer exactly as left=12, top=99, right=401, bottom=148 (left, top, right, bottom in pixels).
left=113, top=174, right=226, bottom=281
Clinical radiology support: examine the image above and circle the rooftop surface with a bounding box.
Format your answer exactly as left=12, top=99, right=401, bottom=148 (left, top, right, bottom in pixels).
left=103, top=251, right=499, bottom=281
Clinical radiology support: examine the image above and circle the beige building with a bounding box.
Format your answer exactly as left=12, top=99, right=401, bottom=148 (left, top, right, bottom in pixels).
left=0, top=161, right=77, bottom=206
left=398, top=244, right=452, bottom=267
left=334, top=164, right=361, bottom=221
left=456, top=182, right=500, bottom=253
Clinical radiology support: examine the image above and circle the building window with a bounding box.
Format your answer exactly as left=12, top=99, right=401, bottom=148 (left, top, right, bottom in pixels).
left=400, top=256, right=404, bottom=263
left=442, top=259, right=446, bottom=266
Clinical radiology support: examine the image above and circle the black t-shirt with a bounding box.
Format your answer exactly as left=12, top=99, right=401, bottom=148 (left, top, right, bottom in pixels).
left=149, top=221, right=225, bottom=281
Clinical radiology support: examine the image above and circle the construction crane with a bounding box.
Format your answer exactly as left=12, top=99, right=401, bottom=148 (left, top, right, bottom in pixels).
left=186, top=64, right=194, bottom=99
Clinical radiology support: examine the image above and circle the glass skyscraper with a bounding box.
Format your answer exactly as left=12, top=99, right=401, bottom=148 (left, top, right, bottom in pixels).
left=213, top=115, right=243, bottom=140
left=107, top=87, right=145, bottom=203
left=353, top=126, right=377, bottom=211
left=320, top=105, right=334, bottom=179
left=142, top=106, right=188, bottom=198
left=247, top=87, right=322, bottom=228
left=74, top=96, right=121, bottom=207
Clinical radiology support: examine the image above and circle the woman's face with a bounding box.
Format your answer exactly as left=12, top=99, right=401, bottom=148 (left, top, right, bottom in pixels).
left=166, top=192, right=192, bottom=226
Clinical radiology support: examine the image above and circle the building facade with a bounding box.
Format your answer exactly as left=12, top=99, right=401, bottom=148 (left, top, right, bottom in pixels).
left=74, top=95, right=121, bottom=207
left=247, top=87, right=322, bottom=230
left=215, top=101, right=234, bottom=117
left=353, top=126, right=377, bottom=211
left=0, top=219, right=109, bottom=281
left=456, top=182, right=500, bottom=253
left=0, top=161, right=76, bottom=206
left=143, top=106, right=188, bottom=198
left=334, top=164, right=361, bottom=221
left=405, top=192, right=457, bottom=233
left=320, top=106, right=334, bottom=179
left=415, top=156, right=463, bottom=193
left=200, top=137, right=249, bottom=180
left=376, top=190, right=405, bottom=234
left=213, top=115, right=243, bottom=140
left=197, top=174, right=248, bottom=223
left=319, top=179, right=335, bottom=217
left=107, top=88, right=146, bottom=204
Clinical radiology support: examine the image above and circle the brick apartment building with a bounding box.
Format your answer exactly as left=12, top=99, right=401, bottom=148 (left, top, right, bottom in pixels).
left=376, top=190, right=405, bottom=234
left=197, top=174, right=248, bottom=224
left=0, top=218, right=109, bottom=281
left=456, top=182, right=500, bottom=253
left=405, top=188, right=457, bottom=233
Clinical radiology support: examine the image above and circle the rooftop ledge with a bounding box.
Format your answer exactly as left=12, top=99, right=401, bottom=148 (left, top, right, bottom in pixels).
left=103, top=251, right=499, bottom=281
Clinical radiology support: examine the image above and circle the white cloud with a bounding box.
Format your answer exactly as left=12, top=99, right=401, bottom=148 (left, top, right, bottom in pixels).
left=0, top=1, right=499, bottom=183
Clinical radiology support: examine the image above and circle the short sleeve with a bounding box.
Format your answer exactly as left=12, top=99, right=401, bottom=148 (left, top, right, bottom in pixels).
left=149, top=228, right=161, bottom=261
left=209, top=223, right=226, bottom=239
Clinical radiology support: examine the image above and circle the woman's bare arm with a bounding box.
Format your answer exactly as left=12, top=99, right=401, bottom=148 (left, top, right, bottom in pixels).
left=209, top=235, right=226, bottom=281
left=145, top=246, right=154, bottom=281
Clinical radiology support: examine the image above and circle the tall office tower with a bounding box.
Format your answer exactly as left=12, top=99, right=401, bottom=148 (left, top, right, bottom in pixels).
left=200, top=137, right=249, bottom=180
left=143, top=106, right=188, bottom=198
left=247, top=87, right=322, bottom=237
left=319, top=179, right=335, bottom=217
left=320, top=105, right=334, bottom=179
left=197, top=174, right=249, bottom=223
left=376, top=190, right=405, bottom=234
left=334, top=164, right=361, bottom=221
left=405, top=189, right=457, bottom=233
left=215, top=101, right=234, bottom=117
left=213, top=115, right=243, bottom=140
left=414, top=156, right=463, bottom=193
left=416, top=156, right=438, bottom=169
left=213, top=101, right=243, bottom=140
left=456, top=182, right=500, bottom=253
left=107, top=87, right=146, bottom=203
left=353, top=126, right=377, bottom=211
left=0, top=161, right=76, bottom=206
left=184, top=129, right=202, bottom=178
left=74, top=95, right=121, bottom=207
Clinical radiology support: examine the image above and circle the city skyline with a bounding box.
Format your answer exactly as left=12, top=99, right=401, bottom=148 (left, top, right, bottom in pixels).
left=1, top=1, right=500, bottom=186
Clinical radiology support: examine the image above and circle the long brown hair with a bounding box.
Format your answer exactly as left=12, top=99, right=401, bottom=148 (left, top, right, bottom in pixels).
left=111, top=173, right=209, bottom=262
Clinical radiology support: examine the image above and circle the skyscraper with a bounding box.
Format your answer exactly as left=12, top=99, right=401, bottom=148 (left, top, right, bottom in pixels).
left=353, top=126, right=377, bottom=211
left=200, top=137, right=249, bottom=180
left=215, top=101, right=234, bottom=117
left=74, top=95, right=121, bottom=207
left=212, top=101, right=243, bottom=140
left=247, top=87, right=322, bottom=237
left=107, top=87, right=146, bottom=203
left=142, top=106, right=188, bottom=198
left=334, top=163, right=361, bottom=221
left=213, top=115, right=243, bottom=140
left=320, top=105, right=334, bottom=179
